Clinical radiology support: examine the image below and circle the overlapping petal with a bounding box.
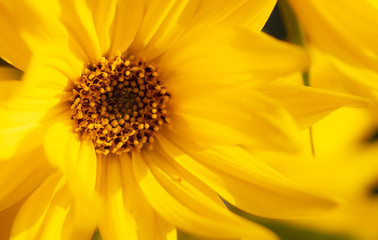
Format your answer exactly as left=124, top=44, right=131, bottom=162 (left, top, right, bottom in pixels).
left=0, top=50, right=79, bottom=160
left=189, top=0, right=277, bottom=32
left=132, top=150, right=278, bottom=240
left=170, top=86, right=299, bottom=152
left=158, top=135, right=335, bottom=218
left=259, top=83, right=369, bottom=129
left=10, top=172, right=97, bottom=240
left=98, top=154, right=176, bottom=240
left=287, top=0, right=378, bottom=72
left=107, top=0, right=144, bottom=57
left=160, top=26, right=309, bottom=96
left=0, top=146, right=52, bottom=210
left=129, top=0, right=200, bottom=60
left=44, top=120, right=97, bottom=199
left=0, top=0, right=70, bottom=70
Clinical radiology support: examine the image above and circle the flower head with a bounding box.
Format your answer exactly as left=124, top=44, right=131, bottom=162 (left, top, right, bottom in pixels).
left=0, top=0, right=355, bottom=239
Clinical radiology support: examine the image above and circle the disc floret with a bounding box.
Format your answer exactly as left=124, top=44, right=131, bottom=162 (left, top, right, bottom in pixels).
left=70, top=55, right=170, bottom=155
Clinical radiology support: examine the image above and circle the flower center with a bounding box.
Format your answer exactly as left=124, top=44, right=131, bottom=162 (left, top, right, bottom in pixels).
left=70, top=55, right=170, bottom=155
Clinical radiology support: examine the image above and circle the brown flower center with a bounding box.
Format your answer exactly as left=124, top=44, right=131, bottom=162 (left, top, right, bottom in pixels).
left=70, top=55, right=170, bottom=155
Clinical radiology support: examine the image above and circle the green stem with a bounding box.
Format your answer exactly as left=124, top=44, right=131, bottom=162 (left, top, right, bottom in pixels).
left=91, top=229, right=102, bottom=240
left=278, top=0, right=315, bottom=155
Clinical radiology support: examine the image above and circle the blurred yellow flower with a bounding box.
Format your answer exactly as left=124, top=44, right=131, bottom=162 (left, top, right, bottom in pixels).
left=267, top=1, right=378, bottom=238
left=0, top=0, right=366, bottom=239
left=286, top=0, right=378, bottom=72
left=265, top=108, right=378, bottom=240
left=286, top=0, right=378, bottom=115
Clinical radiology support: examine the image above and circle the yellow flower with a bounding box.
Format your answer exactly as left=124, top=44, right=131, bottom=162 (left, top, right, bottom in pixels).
left=262, top=1, right=378, bottom=239
left=286, top=0, right=378, bottom=72
left=0, top=0, right=363, bottom=239
left=286, top=0, right=378, bottom=112
left=264, top=108, right=378, bottom=240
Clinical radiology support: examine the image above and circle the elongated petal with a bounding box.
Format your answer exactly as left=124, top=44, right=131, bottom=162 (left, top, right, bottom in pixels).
left=108, top=0, right=144, bottom=57
left=170, top=86, right=299, bottom=152
left=132, top=150, right=278, bottom=240
left=58, top=0, right=102, bottom=62
left=189, top=0, right=277, bottom=32
left=0, top=51, right=78, bottom=160
left=287, top=0, right=378, bottom=72
left=0, top=15, right=30, bottom=70
left=0, top=106, right=51, bottom=160
left=259, top=84, right=369, bottom=129
left=129, top=0, right=200, bottom=60
left=158, top=134, right=336, bottom=218
left=0, top=98, right=68, bottom=161
left=309, top=45, right=378, bottom=92
left=10, top=173, right=63, bottom=240
left=0, top=146, right=52, bottom=210
left=0, top=0, right=88, bottom=70
left=98, top=154, right=176, bottom=240
left=44, top=121, right=97, bottom=198
left=10, top=173, right=97, bottom=240
left=87, top=0, right=118, bottom=55
left=159, top=26, right=309, bottom=95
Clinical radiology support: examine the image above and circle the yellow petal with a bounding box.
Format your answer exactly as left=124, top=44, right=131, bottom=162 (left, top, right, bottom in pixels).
left=44, top=120, right=97, bottom=198
left=259, top=84, right=369, bottom=129
left=0, top=0, right=80, bottom=70
left=159, top=26, right=309, bottom=93
left=108, top=0, right=144, bottom=57
left=288, top=0, right=378, bottom=72
left=0, top=51, right=76, bottom=160
left=24, top=46, right=83, bottom=86
left=170, top=87, right=299, bottom=152
left=269, top=146, right=378, bottom=239
left=0, top=107, right=49, bottom=160
left=39, top=187, right=98, bottom=240
left=87, top=0, right=118, bottom=55
left=130, top=0, right=200, bottom=60
left=0, top=1, right=40, bottom=70
left=10, top=173, right=97, bottom=240
left=0, top=95, right=67, bottom=160
left=132, top=150, right=278, bottom=240
left=0, top=146, right=52, bottom=210
left=309, top=45, right=378, bottom=92
left=189, top=0, right=277, bottom=32
left=98, top=154, right=176, bottom=240
left=158, top=135, right=336, bottom=218
left=86, top=0, right=143, bottom=57
left=58, top=0, right=102, bottom=61
left=310, top=108, right=373, bottom=157
left=10, top=172, right=64, bottom=240
left=0, top=79, right=22, bottom=110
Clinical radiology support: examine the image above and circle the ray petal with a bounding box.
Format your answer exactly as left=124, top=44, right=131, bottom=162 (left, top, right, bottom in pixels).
left=132, top=150, right=278, bottom=240
left=158, top=134, right=336, bottom=218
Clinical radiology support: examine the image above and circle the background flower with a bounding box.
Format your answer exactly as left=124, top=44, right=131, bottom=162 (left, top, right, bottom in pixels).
left=253, top=1, right=378, bottom=239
